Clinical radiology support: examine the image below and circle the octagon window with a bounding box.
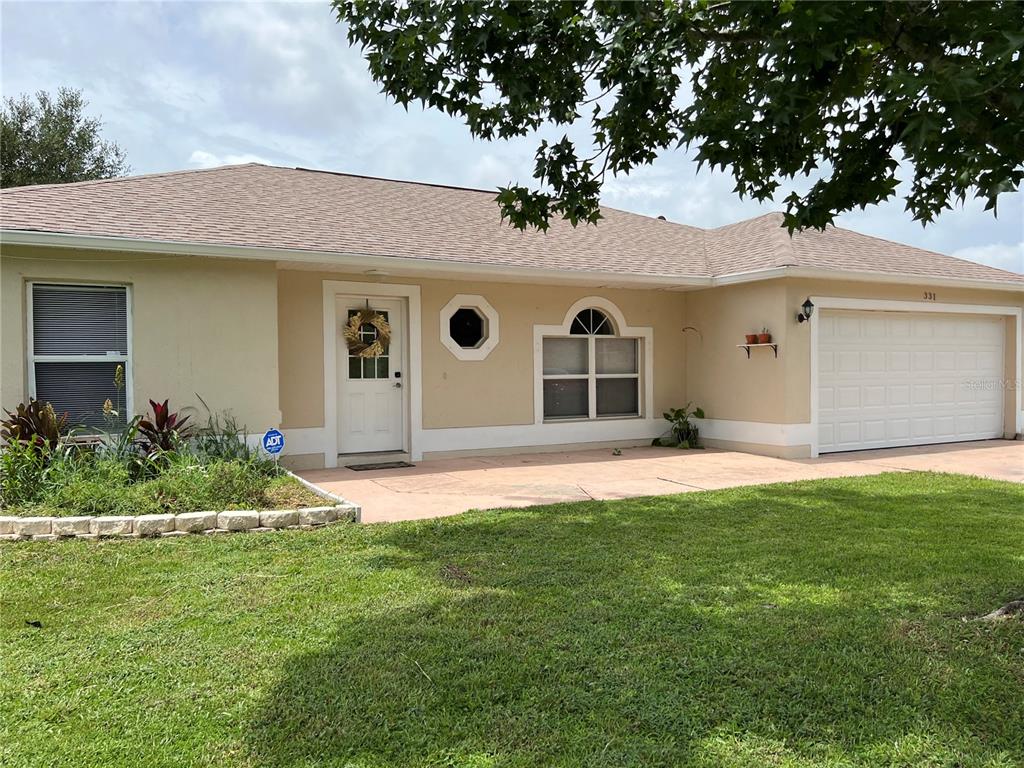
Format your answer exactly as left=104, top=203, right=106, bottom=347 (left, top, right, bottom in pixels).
left=449, top=307, right=486, bottom=349
left=440, top=294, right=500, bottom=360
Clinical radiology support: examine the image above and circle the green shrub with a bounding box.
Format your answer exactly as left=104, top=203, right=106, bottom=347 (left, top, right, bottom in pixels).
left=2, top=398, right=300, bottom=516
left=0, top=439, right=49, bottom=507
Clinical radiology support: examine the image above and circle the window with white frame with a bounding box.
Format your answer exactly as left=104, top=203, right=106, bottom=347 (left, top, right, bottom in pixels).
left=542, top=308, right=640, bottom=420
left=439, top=294, right=500, bottom=361
left=28, top=283, right=131, bottom=428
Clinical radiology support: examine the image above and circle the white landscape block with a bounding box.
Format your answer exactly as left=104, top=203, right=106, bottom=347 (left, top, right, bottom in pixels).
left=338, top=504, right=361, bottom=523
left=298, top=507, right=332, bottom=526
left=51, top=516, right=93, bottom=537
left=90, top=516, right=134, bottom=537
left=217, top=511, right=260, bottom=531
left=0, top=516, right=18, bottom=535
left=135, top=514, right=176, bottom=537
left=175, top=511, right=218, bottom=533
left=13, top=517, right=52, bottom=536
left=259, top=510, right=298, bottom=529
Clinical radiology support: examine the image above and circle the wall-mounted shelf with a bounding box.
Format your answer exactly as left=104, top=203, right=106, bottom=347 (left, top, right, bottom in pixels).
left=737, top=343, right=778, bottom=359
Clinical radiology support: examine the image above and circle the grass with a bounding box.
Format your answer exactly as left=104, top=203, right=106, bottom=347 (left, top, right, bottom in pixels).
left=1, top=456, right=325, bottom=517
left=1, top=472, right=1022, bottom=768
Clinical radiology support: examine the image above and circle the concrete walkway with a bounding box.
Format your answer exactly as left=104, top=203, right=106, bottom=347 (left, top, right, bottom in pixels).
left=298, top=440, right=1023, bottom=524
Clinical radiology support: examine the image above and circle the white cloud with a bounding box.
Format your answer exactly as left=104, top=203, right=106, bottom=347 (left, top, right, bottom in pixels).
left=951, top=242, right=1024, bottom=274
left=187, top=150, right=271, bottom=169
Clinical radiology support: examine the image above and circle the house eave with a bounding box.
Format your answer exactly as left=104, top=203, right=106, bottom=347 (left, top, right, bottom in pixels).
left=0, top=229, right=710, bottom=290
left=2, top=229, right=1021, bottom=294
left=712, top=265, right=1024, bottom=293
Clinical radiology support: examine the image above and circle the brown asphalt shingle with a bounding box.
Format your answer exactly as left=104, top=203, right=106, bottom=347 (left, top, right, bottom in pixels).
left=1, top=163, right=1021, bottom=285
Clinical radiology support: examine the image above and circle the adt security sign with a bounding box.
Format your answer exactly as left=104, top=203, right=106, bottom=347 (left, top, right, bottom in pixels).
left=262, top=428, right=285, bottom=456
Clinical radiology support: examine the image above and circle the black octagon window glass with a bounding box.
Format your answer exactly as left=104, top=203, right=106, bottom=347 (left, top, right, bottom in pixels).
left=449, top=307, right=486, bottom=349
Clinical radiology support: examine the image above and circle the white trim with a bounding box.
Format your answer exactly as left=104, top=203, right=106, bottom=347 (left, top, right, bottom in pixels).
left=279, top=426, right=327, bottom=456
left=322, top=280, right=422, bottom=466
left=533, top=296, right=655, bottom=425
left=25, top=280, right=134, bottom=421
left=285, top=419, right=817, bottom=457
left=808, top=297, right=1023, bottom=457
left=6, top=229, right=1021, bottom=294
left=712, top=265, right=1024, bottom=293
left=439, top=294, right=500, bottom=361
left=419, top=418, right=665, bottom=454
left=695, top=418, right=814, bottom=447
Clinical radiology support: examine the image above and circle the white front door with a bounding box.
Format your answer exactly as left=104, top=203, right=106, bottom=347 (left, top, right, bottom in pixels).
left=817, top=310, right=1005, bottom=452
left=337, top=297, right=405, bottom=454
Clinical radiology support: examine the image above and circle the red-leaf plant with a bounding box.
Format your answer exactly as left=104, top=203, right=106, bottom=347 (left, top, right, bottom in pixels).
left=137, top=399, right=193, bottom=452
left=1, top=399, right=68, bottom=451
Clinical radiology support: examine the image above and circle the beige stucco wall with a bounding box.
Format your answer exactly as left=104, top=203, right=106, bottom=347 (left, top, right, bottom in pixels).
left=685, top=276, right=1023, bottom=436
left=277, top=269, right=687, bottom=430
left=0, top=245, right=280, bottom=430
left=683, top=280, right=791, bottom=424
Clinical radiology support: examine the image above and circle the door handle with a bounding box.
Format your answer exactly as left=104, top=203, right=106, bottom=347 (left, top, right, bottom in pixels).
left=394, top=382, right=402, bottom=388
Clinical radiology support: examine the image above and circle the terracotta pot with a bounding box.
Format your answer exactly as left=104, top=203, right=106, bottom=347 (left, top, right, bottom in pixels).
left=744, top=334, right=759, bottom=345
left=757, top=332, right=772, bottom=344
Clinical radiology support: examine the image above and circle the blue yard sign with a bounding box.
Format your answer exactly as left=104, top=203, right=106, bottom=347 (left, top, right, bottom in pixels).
left=262, top=428, right=285, bottom=455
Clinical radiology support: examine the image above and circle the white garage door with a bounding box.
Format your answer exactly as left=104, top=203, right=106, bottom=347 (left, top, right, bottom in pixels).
left=817, top=310, right=1004, bottom=453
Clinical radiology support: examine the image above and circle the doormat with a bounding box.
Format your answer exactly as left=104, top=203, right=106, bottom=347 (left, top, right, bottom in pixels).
left=345, top=461, right=415, bottom=471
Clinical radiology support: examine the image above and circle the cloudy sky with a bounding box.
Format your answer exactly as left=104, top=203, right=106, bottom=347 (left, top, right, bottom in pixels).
left=2, top=1, right=1021, bottom=273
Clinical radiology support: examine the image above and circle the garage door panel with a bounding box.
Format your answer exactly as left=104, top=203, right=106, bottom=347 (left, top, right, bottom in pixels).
left=888, top=318, right=911, bottom=337
left=864, top=386, right=886, bottom=407
left=838, top=350, right=860, bottom=372
left=888, top=384, right=910, bottom=405
left=888, top=419, right=910, bottom=440
left=836, top=386, right=860, bottom=409
left=817, top=311, right=1004, bottom=452
left=888, top=350, right=911, bottom=371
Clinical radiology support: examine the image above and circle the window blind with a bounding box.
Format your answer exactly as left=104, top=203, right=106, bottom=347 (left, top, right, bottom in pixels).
left=33, top=284, right=128, bottom=355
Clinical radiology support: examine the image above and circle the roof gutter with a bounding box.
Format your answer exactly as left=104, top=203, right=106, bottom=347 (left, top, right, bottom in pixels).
left=714, top=265, right=1024, bottom=293
left=0, top=229, right=711, bottom=290
left=2, top=229, right=1021, bottom=294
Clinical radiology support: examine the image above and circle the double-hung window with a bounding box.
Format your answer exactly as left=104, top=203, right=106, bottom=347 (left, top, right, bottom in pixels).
left=28, top=283, right=131, bottom=429
left=542, top=308, right=640, bottom=420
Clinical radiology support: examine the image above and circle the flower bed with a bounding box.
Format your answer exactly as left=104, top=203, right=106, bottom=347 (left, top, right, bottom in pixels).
left=0, top=397, right=359, bottom=537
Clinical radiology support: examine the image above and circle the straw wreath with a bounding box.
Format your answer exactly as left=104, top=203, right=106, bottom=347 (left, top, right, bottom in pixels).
left=343, top=308, right=391, bottom=358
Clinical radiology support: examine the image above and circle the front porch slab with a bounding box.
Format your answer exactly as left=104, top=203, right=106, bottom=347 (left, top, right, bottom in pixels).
left=297, top=440, right=1023, bottom=523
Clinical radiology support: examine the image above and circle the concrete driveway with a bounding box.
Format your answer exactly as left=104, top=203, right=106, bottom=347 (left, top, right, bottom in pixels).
left=298, top=439, right=1023, bottom=524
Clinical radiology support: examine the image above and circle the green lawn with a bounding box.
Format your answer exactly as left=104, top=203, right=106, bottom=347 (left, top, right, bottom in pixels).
left=2, top=472, right=1022, bottom=768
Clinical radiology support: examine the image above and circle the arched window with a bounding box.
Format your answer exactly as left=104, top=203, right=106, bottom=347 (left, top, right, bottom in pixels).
left=542, top=305, right=639, bottom=420
left=570, top=308, right=614, bottom=336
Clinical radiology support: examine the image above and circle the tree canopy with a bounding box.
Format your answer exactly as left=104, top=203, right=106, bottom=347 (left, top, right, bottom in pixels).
left=1, top=87, right=129, bottom=188
left=336, top=1, right=1024, bottom=231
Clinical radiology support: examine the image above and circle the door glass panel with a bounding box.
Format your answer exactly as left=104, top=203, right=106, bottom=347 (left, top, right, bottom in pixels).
left=543, top=379, right=588, bottom=418
left=347, top=308, right=390, bottom=380
left=596, top=338, right=637, bottom=374
left=543, top=337, right=588, bottom=375
left=596, top=378, right=639, bottom=416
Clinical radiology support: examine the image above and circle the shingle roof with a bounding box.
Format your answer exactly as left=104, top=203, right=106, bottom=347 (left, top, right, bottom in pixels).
left=2, top=163, right=1021, bottom=285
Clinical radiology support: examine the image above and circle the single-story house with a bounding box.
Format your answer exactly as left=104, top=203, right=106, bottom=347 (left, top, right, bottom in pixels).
left=1, top=163, right=1021, bottom=468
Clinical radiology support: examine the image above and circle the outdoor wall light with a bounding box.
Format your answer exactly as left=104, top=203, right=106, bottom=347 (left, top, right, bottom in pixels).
left=796, top=297, right=815, bottom=323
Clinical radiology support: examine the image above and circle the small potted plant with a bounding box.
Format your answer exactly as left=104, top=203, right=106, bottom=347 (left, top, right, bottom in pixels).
left=744, top=332, right=759, bottom=345
left=757, top=327, right=772, bottom=344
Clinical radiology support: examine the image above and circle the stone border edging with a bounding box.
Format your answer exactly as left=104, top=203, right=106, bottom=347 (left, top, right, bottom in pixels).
left=0, top=503, right=360, bottom=542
